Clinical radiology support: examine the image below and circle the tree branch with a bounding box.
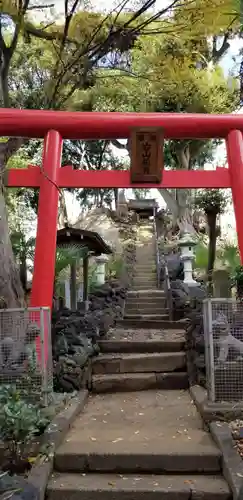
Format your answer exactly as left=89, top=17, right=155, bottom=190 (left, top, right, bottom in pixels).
left=111, top=139, right=127, bottom=150
left=212, top=34, right=230, bottom=63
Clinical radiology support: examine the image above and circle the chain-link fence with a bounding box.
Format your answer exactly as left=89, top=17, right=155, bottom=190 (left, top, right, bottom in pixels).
left=203, top=298, right=243, bottom=403
left=0, top=307, right=53, bottom=406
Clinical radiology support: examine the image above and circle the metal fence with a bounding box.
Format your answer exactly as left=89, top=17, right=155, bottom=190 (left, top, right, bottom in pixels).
left=203, top=298, right=243, bottom=403
left=0, top=307, right=53, bottom=406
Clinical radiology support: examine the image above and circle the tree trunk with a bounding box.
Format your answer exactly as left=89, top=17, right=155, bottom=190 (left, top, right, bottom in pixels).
left=19, top=255, right=27, bottom=292
left=113, top=188, right=118, bottom=209
left=58, top=189, right=69, bottom=228
left=0, top=188, right=25, bottom=307
left=158, top=188, right=197, bottom=236
left=206, top=210, right=217, bottom=296
left=0, top=139, right=28, bottom=307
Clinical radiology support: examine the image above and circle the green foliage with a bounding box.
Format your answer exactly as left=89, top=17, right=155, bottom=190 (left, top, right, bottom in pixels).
left=62, top=140, right=126, bottom=210
left=195, top=240, right=240, bottom=274
left=194, top=241, right=209, bottom=270
left=106, top=256, right=124, bottom=279
left=0, top=384, right=50, bottom=459
left=10, top=231, right=35, bottom=262
left=232, top=264, right=243, bottom=298
left=232, top=265, right=243, bottom=287
left=55, top=246, right=89, bottom=277
left=194, top=189, right=229, bottom=215
left=218, top=242, right=240, bottom=272
left=55, top=246, right=89, bottom=296
left=88, top=263, right=99, bottom=293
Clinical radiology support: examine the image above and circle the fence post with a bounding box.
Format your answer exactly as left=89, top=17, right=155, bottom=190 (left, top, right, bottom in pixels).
left=40, top=307, right=49, bottom=406
left=203, top=298, right=215, bottom=402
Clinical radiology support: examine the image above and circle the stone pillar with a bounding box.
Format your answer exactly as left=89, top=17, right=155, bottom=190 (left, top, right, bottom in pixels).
left=83, top=256, right=89, bottom=311
left=64, top=279, right=71, bottom=308
left=178, top=233, right=198, bottom=287
left=213, top=269, right=231, bottom=298
left=95, top=254, right=109, bottom=285
left=77, top=284, right=84, bottom=301
left=70, top=261, right=77, bottom=309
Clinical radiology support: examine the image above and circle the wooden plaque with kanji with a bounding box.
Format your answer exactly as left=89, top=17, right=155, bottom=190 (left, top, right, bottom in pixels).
left=130, top=127, right=163, bottom=183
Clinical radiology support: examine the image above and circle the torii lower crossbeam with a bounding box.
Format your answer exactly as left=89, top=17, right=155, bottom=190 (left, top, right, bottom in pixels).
left=2, top=109, right=243, bottom=311
left=8, top=166, right=230, bottom=189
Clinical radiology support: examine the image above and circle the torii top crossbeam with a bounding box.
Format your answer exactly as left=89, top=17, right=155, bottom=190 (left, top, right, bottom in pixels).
left=1, top=108, right=243, bottom=139
left=1, top=108, right=243, bottom=312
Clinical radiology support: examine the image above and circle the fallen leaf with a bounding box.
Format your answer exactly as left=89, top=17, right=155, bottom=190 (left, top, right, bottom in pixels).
left=90, top=437, right=97, bottom=441
left=112, top=437, right=123, bottom=443
left=237, top=473, right=243, bottom=478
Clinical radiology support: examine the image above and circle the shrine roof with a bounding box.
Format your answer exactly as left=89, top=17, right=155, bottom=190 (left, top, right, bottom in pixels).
left=56, top=227, right=112, bottom=256
left=128, top=199, right=158, bottom=212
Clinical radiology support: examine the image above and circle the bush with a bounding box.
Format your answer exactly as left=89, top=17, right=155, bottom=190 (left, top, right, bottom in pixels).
left=0, top=385, right=50, bottom=473
left=106, top=256, right=124, bottom=280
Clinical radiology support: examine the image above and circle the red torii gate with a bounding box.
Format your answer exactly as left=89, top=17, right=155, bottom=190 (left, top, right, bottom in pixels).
left=3, top=108, right=243, bottom=311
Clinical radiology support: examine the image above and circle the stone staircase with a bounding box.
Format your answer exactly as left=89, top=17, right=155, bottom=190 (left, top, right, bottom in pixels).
left=47, top=219, right=232, bottom=500
left=91, top=327, right=188, bottom=393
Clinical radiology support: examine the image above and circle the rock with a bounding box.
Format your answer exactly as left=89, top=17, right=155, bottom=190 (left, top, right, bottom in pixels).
left=54, top=334, right=68, bottom=356
left=184, top=299, right=206, bottom=387
left=160, top=252, right=184, bottom=282
left=0, top=472, right=39, bottom=500
left=52, top=280, right=128, bottom=393
left=72, top=350, right=88, bottom=368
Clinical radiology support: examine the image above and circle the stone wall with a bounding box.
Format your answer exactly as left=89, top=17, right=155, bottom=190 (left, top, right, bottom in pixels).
left=52, top=281, right=126, bottom=392
left=118, top=216, right=137, bottom=289
left=185, top=300, right=206, bottom=387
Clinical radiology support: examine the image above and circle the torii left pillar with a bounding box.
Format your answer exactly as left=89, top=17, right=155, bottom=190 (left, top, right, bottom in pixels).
left=30, top=130, right=63, bottom=309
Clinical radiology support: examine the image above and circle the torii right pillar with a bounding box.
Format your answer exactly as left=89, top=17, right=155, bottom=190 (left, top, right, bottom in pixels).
left=227, top=130, right=243, bottom=264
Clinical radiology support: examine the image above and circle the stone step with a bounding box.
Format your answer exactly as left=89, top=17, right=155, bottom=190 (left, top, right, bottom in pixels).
left=125, top=307, right=169, bottom=315
left=92, top=352, right=186, bottom=375
left=132, top=286, right=157, bottom=290
left=133, top=272, right=157, bottom=278
left=133, top=265, right=157, bottom=270
left=124, top=314, right=169, bottom=320
left=133, top=279, right=157, bottom=284
left=135, top=255, right=156, bottom=258
left=134, top=262, right=156, bottom=270
left=91, top=372, right=188, bottom=393
left=134, top=267, right=156, bottom=270
left=54, top=391, right=221, bottom=475
left=118, top=318, right=185, bottom=329
left=125, top=305, right=168, bottom=312
left=126, top=298, right=167, bottom=307
left=131, top=286, right=158, bottom=291
left=132, top=281, right=157, bottom=286
left=133, top=274, right=157, bottom=279
left=128, top=290, right=166, bottom=297
left=98, top=337, right=185, bottom=353
left=133, top=273, right=157, bottom=277
left=47, top=473, right=231, bottom=500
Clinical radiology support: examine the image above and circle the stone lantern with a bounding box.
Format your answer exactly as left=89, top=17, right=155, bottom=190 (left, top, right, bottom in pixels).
left=95, top=254, right=109, bottom=285
left=178, top=232, right=198, bottom=287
